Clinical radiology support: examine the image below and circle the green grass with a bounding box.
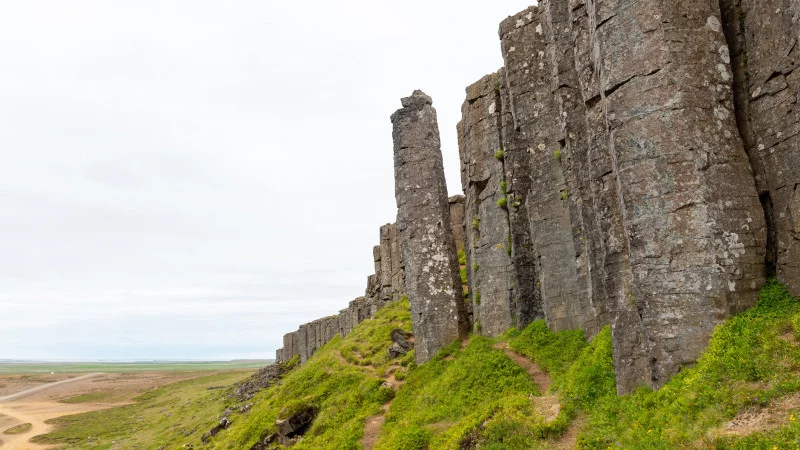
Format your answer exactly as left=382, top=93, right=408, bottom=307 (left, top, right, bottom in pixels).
left=0, top=361, right=269, bottom=374
left=579, top=279, right=800, bottom=449
left=505, top=279, right=800, bottom=449
left=4, top=423, right=32, bottom=435
left=375, top=337, right=541, bottom=449
left=60, top=392, right=115, bottom=404
left=33, top=280, right=800, bottom=449
left=31, top=370, right=252, bottom=449
left=208, top=298, right=413, bottom=449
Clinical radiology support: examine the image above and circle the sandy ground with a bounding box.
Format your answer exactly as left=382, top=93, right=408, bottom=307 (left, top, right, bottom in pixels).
left=0, top=371, right=213, bottom=449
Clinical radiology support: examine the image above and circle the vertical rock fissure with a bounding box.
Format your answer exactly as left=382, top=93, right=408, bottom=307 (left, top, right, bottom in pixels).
left=494, top=80, right=517, bottom=328
left=718, top=0, right=778, bottom=277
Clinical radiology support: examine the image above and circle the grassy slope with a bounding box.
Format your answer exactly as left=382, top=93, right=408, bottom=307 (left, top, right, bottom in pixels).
left=507, top=279, right=800, bottom=449
left=209, top=298, right=414, bottom=449
left=33, top=280, right=800, bottom=449
left=375, top=337, right=541, bottom=449
left=374, top=279, right=800, bottom=449
left=32, top=371, right=252, bottom=449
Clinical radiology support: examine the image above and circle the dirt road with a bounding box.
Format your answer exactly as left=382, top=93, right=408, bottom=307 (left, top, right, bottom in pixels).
left=0, top=373, right=104, bottom=449
left=0, top=373, right=104, bottom=403
left=0, top=371, right=214, bottom=449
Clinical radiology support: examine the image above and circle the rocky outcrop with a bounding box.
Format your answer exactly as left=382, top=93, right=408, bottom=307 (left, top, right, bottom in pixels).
left=233, top=357, right=299, bottom=402
left=456, top=0, right=775, bottom=393
left=393, top=90, right=470, bottom=363
left=458, top=73, right=517, bottom=336
left=719, top=0, right=800, bottom=296
left=276, top=196, right=466, bottom=365
left=273, top=0, right=797, bottom=395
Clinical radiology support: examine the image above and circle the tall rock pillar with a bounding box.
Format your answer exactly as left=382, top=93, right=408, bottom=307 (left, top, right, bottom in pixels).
left=575, top=0, right=767, bottom=393
left=392, top=90, right=470, bottom=363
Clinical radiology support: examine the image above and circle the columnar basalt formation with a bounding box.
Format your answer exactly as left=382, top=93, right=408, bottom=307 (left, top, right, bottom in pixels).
left=456, top=0, right=772, bottom=393
left=275, top=1, right=798, bottom=395
left=500, top=7, right=587, bottom=333
left=393, top=90, right=470, bottom=363
left=458, top=73, right=517, bottom=336
left=720, top=0, right=800, bottom=296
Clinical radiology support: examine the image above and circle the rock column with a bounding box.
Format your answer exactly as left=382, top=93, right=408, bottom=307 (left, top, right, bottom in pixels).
left=578, top=0, right=767, bottom=393
left=392, top=90, right=470, bottom=363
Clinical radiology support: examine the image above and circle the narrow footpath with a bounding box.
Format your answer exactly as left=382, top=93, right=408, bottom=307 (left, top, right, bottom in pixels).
left=494, top=343, right=582, bottom=449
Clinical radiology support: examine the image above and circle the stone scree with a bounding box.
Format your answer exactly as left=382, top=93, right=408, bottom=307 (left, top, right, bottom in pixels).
left=276, top=1, right=798, bottom=394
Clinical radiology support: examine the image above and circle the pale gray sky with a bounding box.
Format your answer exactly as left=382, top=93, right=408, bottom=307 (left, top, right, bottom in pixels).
left=0, top=1, right=534, bottom=360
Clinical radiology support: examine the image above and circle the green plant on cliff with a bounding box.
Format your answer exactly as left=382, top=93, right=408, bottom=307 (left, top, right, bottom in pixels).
left=494, top=149, right=505, bottom=161
left=497, top=197, right=508, bottom=209
left=553, top=148, right=562, bottom=160
left=561, top=189, right=568, bottom=200
left=472, top=216, right=480, bottom=230
left=460, top=266, right=468, bottom=285
left=500, top=180, right=507, bottom=195
left=457, top=249, right=466, bottom=266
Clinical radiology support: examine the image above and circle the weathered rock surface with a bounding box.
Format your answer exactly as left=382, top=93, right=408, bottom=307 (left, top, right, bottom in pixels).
left=501, top=6, right=585, bottom=333
left=273, top=0, right=797, bottom=396
left=458, top=73, right=517, bottom=336
left=721, top=0, right=800, bottom=296
left=233, top=357, right=299, bottom=402
left=457, top=0, right=771, bottom=393
left=393, top=90, right=470, bottom=363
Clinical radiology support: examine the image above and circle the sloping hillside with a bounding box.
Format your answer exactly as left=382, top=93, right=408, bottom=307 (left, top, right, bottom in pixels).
left=35, top=280, right=800, bottom=449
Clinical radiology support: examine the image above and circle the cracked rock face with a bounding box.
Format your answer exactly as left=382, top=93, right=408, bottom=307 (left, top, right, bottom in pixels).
left=458, top=73, right=517, bottom=336
left=729, top=0, right=800, bottom=296
left=393, top=90, right=470, bottom=363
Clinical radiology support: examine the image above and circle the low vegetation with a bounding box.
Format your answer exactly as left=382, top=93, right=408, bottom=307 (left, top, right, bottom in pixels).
left=375, top=337, right=540, bottom=449
left=60, top=391, right=115, bottom=404
left=33, top=280, right=800, bottom=449
left=32, top=371, right=251, bottom=449
left=3, top=423, right=32, bottom=435
left=209, top=298, right=413, bottom=449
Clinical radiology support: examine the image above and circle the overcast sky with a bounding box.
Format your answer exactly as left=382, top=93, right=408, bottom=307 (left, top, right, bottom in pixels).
left=0, top=1, right=534, bottom=361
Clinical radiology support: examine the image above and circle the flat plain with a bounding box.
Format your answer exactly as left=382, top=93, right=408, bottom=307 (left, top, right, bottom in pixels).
left=0, top=361, right=264, bottom=449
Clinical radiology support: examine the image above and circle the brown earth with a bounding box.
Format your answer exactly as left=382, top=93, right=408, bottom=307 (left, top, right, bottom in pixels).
left=493, top=342, right=581, bottom=449
left=711, top=392, right=800, bottom=439
left=0, top=371, right=216, bottom=449
left=0, top=375, right=77, bottom=398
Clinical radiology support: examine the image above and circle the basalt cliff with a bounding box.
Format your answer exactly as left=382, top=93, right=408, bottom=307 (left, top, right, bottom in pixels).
left=277, top=0, right=800, bottom=395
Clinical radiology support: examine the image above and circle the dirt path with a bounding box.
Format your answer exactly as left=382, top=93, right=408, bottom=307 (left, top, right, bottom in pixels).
left=359, top=362, right=405, bottom=450
left=493, top=343, right=581, bottom=448
left=0, top=373, right=104, bottom=403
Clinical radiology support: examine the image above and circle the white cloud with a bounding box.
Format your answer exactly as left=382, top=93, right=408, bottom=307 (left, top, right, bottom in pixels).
left=0, top=0, right=535, bottom=360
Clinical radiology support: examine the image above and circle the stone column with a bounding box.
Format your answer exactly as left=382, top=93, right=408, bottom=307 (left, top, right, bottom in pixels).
left=458, top=74, right=516, bottom=336
left=579, top=0, right=766, bottom=393
left=392, top=90, right=470, bottom=363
